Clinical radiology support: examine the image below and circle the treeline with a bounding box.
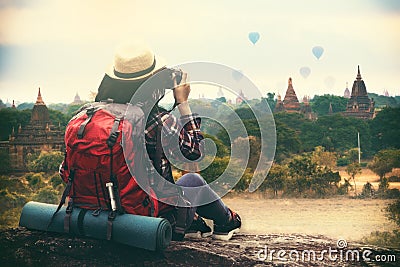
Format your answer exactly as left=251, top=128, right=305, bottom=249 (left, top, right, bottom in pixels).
left=0, top=104, right=82, bottom=140
left=209, top=105, right=400, bottom=162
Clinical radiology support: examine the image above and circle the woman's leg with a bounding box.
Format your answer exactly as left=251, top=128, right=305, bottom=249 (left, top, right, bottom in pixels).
left=175, top=173, right=231, bottom=225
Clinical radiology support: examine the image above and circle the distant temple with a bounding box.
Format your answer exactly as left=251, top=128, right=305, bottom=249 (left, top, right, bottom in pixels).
left=344, top=82, right=350, bottom=99
left=7, top=88, right=64, bottom=171
left=300, top=96, right=317, bottom=120
left=343, top=66, right=375, bottom=120
left=275, top=78, right=315, bottom=119
left=274, top=94, right=285, bottom=113
left=383, top=89, right=389, bottom=97
left=72, top=92, right=83, bottom=105
left=282, top=78, right=301, bottom=113
left=236, top=90, right=247, bottom=105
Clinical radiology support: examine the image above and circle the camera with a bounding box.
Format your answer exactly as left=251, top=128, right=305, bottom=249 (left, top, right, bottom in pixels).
left=151, top=67, right=183, bottom=90
left=171, top=68, right=183, bottom=86
left=168, top=68, right=182, bottom=89
left=162, top=68, right=182, bottom=90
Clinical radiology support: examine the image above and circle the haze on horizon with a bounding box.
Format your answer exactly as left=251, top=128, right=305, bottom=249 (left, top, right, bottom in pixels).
left=0, top=0, right=399, bottom=104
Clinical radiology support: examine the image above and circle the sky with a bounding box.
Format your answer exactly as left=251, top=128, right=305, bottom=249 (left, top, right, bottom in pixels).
left=0, top=0, right=399, bottom=104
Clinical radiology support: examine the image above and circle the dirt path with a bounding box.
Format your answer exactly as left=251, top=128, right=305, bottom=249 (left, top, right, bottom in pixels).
left=222, top=195, right=396, bottom=242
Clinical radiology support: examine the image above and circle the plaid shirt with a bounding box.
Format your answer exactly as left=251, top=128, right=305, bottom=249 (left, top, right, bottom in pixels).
left=145, top=112, right=203, bottom=183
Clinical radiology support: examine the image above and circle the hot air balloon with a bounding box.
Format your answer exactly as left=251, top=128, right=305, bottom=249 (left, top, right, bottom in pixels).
left=248, top=32, right=260, bottom=45
left=299, top=67, right=311, bottom=78
left=324, top=76, right=336, bottom=89
left=232, top=69, right=243, bottom=81
left=312, top=46, right=324, bottom=59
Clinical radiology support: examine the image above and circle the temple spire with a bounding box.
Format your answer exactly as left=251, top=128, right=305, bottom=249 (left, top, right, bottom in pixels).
left=36, top=87, right=45, bottom=105
left=356, top=65, right=362, bottom=80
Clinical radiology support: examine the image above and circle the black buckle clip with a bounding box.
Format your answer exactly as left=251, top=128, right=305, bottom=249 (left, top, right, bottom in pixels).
left=106, top=131, right=120, bottom=147
left=92, top=208, right=102, bottom=217
left=108, top=210, right=116, bottom=221
left=86, top=107, right=95, bottom=116
left=66, top=204, right=73, bottom=214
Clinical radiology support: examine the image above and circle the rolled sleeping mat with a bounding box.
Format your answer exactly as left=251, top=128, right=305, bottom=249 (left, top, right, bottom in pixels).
left=19, top=201, right=172, bottom=251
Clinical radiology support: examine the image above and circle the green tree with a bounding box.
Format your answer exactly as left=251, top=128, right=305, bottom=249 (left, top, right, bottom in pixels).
left=66, top=104, right=84, bottom=118
left=215, top=97, right=226, bottom=103
left=232, top=136, right=261, bottom=171
left=369, top=107, right=400, bottom=152
left=369, top=149, right=400, bottom=181
left=16, top=102, right=34, bottom=110
left=346, top=163, right=361, bottom=195
left=275, top=121, right=301, bottom=162
left=262, top=92, right=276, bottom=112
left=0, top=108, right=31, bottom=140
left=286, top=154, right=316, bottom=195
left=0, top=149, right=11, bottom=174
left=311, top=146, right=337, bottom=169
left=48, top=109, right=69, bottom=129
left=261, top=164, right=287, bottom=197
left=310, top=94, right=347, bottom=116
left=386, top=199, right=400, bottom=227
left=285, top=153, right=341, bottom=197
left=368, top=93, right=399, bottom=108
left=202, top=133, right=229, bottom=158
left=200, top=156, right=248, bottom=192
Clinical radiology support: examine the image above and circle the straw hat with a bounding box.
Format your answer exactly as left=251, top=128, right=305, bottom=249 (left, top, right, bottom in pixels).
left=106, top=43, right=166, bottom=81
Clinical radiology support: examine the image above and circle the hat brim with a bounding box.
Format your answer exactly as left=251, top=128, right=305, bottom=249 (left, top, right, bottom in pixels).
left=105, top=55, right=166, bottom=81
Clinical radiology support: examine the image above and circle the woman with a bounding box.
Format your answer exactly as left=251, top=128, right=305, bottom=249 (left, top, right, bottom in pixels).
left=95, top=42, right=241, bottom=241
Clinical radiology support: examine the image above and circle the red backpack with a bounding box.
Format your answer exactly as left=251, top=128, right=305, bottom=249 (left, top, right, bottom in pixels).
left=52, top=101, right=188, bottom=239
left=58, top=102, right=159, bottom=218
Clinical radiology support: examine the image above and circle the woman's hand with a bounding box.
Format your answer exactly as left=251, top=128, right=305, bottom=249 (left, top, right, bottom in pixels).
left=173, top=71, right=192, bottom=116
left=173, top=71, right=190, bottom=104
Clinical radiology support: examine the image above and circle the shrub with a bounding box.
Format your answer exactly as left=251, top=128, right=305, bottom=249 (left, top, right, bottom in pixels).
left=362, top=230, right=400, bottom=249
left=336, top=157, right=350, bottom=166
left=0, top=207, right=23, bottom=230
left=27, top=151, right=64, bottom=173
left=32, top=186, right=60, bottom=204
left=0, top=188, right=28, bottom=213
left=49, top=173, right=63, bottom=189
left=25, top=173, right=45, bottom=191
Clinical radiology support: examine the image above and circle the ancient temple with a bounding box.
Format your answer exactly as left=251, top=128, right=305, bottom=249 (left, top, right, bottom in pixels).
left=343, top=66, right=375, bottom=119
left=274, top=78, right=315, bottom=119
left=282, top=78, right=301, bottom=113
left=300, top=96, right=317, bottom=120
left=8, top=88, right=64, bottom=171
left=274, top=94, right=285, bottom=112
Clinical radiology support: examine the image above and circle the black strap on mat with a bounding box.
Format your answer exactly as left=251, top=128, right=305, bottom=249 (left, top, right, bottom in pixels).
left=64, top=199, right=73, bottom=233
left=47, top=170, right=75, bottom=229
